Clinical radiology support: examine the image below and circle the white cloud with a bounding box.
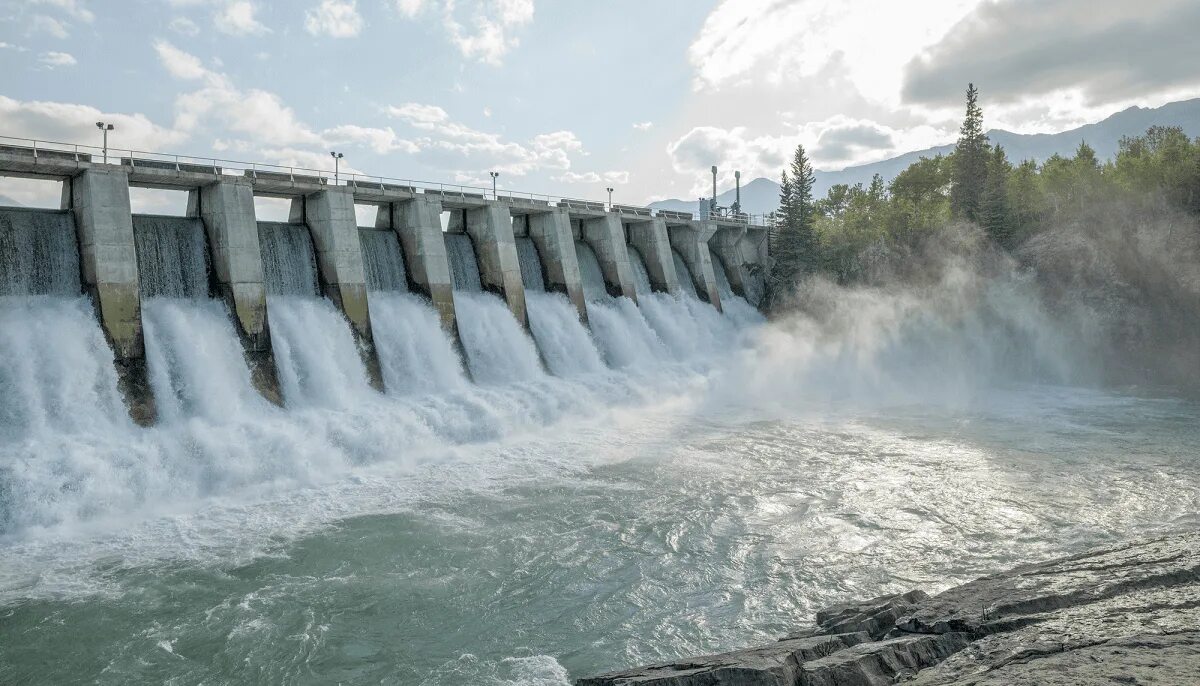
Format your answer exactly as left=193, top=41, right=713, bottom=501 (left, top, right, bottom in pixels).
left=30, top=15, right=69, bottom=39
left=387, top=101, right=583, bottom=177
left=168, top=16, right=200, bottom=36
left=391, top=0, right=425, bottom=18
left=153, top=40, right=209, bottom=80
left=31, top=0, right=94, bottom=22
left=633, top=121, right=653, bottom=131
left=324, top=124, right=419, bottom=154
left=38, top=51, right=76, bottom=68
left=688, top=0, right=981, bottom=103
left=304, top=0, right=363, bottom=38
left=214, top=1, right=270, bottom=36
left=0, top=95, right=184, bottom=150
left=393, top=0, right=534, bottom=64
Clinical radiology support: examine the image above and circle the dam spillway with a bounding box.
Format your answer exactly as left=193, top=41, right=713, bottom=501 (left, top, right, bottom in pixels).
left=0, top=145, right=769, bottom=425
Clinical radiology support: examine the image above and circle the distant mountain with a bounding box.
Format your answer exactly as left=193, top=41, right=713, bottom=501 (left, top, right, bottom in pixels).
left=651, top=98, right=1200, bottom=217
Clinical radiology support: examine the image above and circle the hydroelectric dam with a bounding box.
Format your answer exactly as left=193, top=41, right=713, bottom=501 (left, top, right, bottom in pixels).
left=0, top=140, right=770, bottom=423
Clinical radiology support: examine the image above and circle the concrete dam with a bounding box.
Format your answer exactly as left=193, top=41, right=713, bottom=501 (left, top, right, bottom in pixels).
left=0, top=143, right=769, bottom=423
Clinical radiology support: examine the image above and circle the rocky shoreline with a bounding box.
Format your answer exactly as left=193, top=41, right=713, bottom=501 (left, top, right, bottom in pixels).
left=577, top=531, right=1200, bottom=685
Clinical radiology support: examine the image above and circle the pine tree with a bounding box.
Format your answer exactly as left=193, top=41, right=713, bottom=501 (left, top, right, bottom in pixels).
left=951, top=83, right=990, bottom=222
left=980, top=145, right=1014, bottom=248
left=787, top=145, right=818, bottom=273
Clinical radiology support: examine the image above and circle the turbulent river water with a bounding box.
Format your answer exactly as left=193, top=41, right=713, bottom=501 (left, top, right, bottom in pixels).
left=1, top=274, right=1198, bottom=684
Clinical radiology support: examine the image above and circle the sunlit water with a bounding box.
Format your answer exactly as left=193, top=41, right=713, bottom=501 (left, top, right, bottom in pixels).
left=1, top=284, right=1198, bottom=685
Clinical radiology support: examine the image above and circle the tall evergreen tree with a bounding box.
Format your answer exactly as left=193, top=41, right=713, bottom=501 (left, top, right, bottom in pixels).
left=767, top=145, right=820, bottom=306
left=980, top=144, right=1014, bottom=248
left=951, top=83, right=990, bottom=222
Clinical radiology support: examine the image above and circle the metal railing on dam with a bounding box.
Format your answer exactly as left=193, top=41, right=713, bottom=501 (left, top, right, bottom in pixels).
left=0, top=134, right=769, bottom=227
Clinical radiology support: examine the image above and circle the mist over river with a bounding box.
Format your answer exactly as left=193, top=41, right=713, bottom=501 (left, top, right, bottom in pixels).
left=1, top=254, right=1197, bottom=684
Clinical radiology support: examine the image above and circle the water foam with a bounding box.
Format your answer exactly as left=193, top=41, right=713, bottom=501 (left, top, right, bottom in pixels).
left=525, top=291, right=604, bottom=376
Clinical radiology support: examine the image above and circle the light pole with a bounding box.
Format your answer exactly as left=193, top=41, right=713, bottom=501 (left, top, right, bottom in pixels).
left=330, top=151, right=344, bottom=184
left=489, top=171, right=499, bottom=199
left=606, top=187, right=613, bottom=209
left=95, top=121, right=114, bottom=164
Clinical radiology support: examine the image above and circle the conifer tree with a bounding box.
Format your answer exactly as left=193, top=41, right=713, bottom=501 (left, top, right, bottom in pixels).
left=767, top=145, right=820, bottom=306
left=951, top=83, right=990, bottom=222
left=981, top=144, right=1014, bottom=248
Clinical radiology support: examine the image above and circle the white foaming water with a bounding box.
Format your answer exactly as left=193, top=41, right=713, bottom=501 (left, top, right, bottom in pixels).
left=143, top=298, right=266, bottom=423
left=526, top=291, right=604, bottom=376
left=453, top=291, right=545, bottom=385
left=586, top=296, right=669, bottom=368
left=268, top=296, right=376, bottom=408
left=0, top=296, right=128, bottom=442
left=639, top=291, right=733, bottom=359
left=710, top=255, right=766, bottom=328
left=369, top=292, right=469, bottom=395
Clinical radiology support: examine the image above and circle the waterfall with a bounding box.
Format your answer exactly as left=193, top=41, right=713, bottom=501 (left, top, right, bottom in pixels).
left=709, top=248, right=765, bottom=327
left=574, top=240, right=609, bottom=302
left=526, top=291, right=604, bottom=376
left=268, top=296, right=375, bottom=408
left=445, top=233, right=482, bottom=292
left=574, top=239, right=668, bottom=367
left=0, top=296, right=128, bottom=443
left=627, top=246, right=654, bottom=294
left=358, top=227, right=408, bottom=293
left=143, top=298, right=265, bottom=423
left=257, top=222, right=320, bottom=297
left=368, top=292, right=468, bottom=395
left=0, top=208, right=80, bottom=296
left=453, top=291, right=544, bottom=385
left=516, top=237, right=546, bottom=291
left=672, top=249, right=698, bottom=299
left=132, top=215, right=209, bottom=299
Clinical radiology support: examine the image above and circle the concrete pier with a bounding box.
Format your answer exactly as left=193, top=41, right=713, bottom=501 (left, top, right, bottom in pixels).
left=626, top=216, right=680, bottom=295
left=189, top=179, right=281, bottom=404
left=389, top=195, right=457, bottom=336
left=667, top=220, right=723, bottom=312
left=460, top=204, right=527, bottom=327
left=526, top=208, right=587, bottom=322
left=291, top=189, right=383, bottom=391
left=580, top=213, right=637, bottom=302
left=67, top=168, right=155, bottom=424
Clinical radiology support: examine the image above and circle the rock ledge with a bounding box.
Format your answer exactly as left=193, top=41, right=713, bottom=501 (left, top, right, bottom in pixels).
left=577, top=532, right=1200, bottom=685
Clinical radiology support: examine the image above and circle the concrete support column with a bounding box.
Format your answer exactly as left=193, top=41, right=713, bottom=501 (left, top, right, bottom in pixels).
left=528, top=208, right=587, bottom=322
left=668, top=220, right=723, bottom=312
left=709, top=224, right=748, bottom=298
left=463, top=203, right=527, bottom=327
left=390, top=195, right=457, bottom=337
left=581, top=213, right=637, bottom=302
left=68, top=167, right=154, bottom=424
left=626, top=217, right=679, bottom=295
left=189, top=179, right=281, bottom=404
left=296, top=189, right=383, bottom=391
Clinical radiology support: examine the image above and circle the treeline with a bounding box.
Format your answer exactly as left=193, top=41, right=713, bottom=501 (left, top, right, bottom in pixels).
left=767, top=84, right=1200, bottom=303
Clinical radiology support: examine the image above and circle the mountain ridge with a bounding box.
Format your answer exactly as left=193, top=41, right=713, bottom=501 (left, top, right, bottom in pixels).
left=650, top=98, right=1200, bottom=217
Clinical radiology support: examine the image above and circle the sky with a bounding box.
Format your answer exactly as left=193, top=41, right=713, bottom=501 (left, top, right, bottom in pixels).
left=1, top=0, right=1198, bottom=209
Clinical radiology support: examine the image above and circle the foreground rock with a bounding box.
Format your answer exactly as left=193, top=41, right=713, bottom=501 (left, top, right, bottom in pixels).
left=578, top=531, right=1200, bottom=685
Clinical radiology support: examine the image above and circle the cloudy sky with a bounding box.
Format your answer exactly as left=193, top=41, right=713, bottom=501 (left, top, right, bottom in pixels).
left=1, top=0, right=1198, bottom=207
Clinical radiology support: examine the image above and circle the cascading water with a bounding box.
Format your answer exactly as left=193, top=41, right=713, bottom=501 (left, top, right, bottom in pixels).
left=709, top=248, right=765, bottom=327
left=445, top=232, right=483, bottom=292
left=358, top=227, right=408, bottom=293
left=628, top=247, right=739, bottom=360
left=0, top=208, right=80, bottom=297
left=672, top=249, right=698, bottom=299
left=446, top=231, right=545, bottom=384
left=370, top=293, right=468, bottom=395
left=517, top=237, right=605, bottom=376
left=143, top=298, right=266, bottom=423
left=257, top=222, right=320, bottom=297
left=257, top=221, right=371, bottom=406
left=575, top=240, right=668, bottom=368
left=516, top=236, right=547, bottom=291
left=131, top=215, right=209, bottom=299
